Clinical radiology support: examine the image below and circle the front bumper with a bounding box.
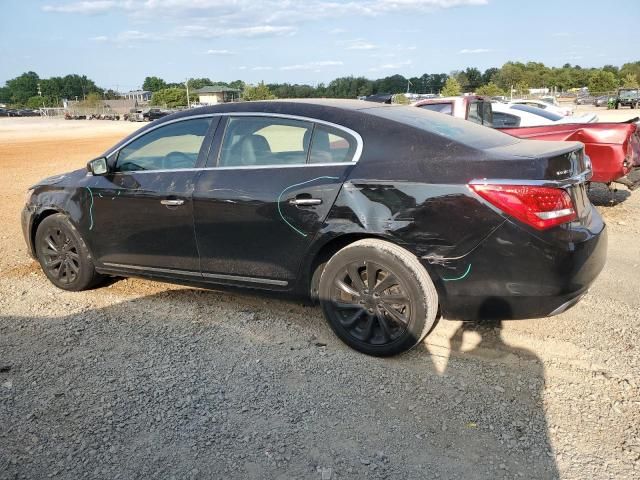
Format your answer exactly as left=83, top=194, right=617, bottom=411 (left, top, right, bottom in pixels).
left=431, top=218, right=608, bottom=321
left=21, top=205, right=37, bottom=258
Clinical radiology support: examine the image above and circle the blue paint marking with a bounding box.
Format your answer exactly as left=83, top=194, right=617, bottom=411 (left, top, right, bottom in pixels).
left=277, top=176, right=339, bottom=237
left=442, top=264, right=471, bottom=282
left=85, top=186, right=94, bottom=230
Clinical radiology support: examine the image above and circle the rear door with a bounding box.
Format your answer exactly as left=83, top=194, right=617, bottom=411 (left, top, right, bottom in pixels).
left=192, top=114, right=361, bottom=288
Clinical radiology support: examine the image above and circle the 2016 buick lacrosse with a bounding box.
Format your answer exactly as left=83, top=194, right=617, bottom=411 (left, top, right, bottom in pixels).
left=22, top=100, right=607, bottom=356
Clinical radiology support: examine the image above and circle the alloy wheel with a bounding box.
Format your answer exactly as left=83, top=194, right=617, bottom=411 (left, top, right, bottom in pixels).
left=39, top=226, right=81, bottom=285
left=329, top=261, right=411, bottom=346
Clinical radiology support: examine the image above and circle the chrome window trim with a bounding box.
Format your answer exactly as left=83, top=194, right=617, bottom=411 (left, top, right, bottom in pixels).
left=102, top=262, right=288, bottom=286
left=102, top=112, right=363, bottom=174
left=468, top=169, right=593, bottom=188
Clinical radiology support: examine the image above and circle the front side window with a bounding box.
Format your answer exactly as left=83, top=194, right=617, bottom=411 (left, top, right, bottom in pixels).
left=116, top=118, right=212, bottom=172
left=219, top=117, right=313, bottom=167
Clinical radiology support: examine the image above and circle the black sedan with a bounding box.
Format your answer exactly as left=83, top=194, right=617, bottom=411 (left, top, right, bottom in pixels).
left=22, top=100, right=607, bottom=356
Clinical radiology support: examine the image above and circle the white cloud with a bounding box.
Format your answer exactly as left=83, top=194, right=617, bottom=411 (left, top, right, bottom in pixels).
left=173, top=24, right=296, bottom=38
left=44, top=0, right=487, bottom=20
left=328, top=28, right=346, bottom=35
left=458, top=48, right=491, bottom=54
left=346, top=39, right=377, bottom=50
left=43, top=1, right=122, bottom=14
left=281, top=60, right=343, bottom=71
left=90, top=35, right=109, bottom=41
left=552, top=32, right=571, bottom=37
left=251, top=66, right=273, bottom=71
left=370, top=60, right=412, bottom=71
left=205, top=49, right=235, bottom=55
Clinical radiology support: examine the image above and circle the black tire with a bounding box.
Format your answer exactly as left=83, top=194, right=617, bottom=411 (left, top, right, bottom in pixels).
left=318, top=239, right=438, bottom=356
left=35, top=213, right=101, bottom=291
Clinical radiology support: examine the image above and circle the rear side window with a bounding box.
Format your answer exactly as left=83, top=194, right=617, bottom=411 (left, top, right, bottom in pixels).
left=419, top=103, right=453, bottom=115
left=219, top=117, right=313, bottom=167
left=309, top=124, right=357, bottom=164
left=467, top=101, right=492, bottom=126
left=492, top=111, right=521, bottom=128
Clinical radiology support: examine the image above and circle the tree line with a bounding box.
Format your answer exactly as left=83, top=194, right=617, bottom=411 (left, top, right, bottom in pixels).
left=2, top=61, right=639, bottom=108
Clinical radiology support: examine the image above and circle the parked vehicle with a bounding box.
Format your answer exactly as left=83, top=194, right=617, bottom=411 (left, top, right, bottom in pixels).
left=499, top=121, right=640, bottom=190
left=615, top=88, right=640, bottom=109
left=413, top=96, right=493, bottom=125
left=492, top=103, right=598, bottom=126
left=510, top=99, right=574, bottom=116
left=22, top=100, right=607, bottom=356
left=127, top=109, right=145, bottom=122
left=412, top=95, right=638, bottom=189
left=144, top=108, right=170, bottom=122
left=575, top=95, right=596, bottom=105
left=595, top=95, right=614, bottom=107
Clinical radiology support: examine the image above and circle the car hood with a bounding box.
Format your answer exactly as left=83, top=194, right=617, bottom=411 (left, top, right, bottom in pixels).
left=31, top=168, right=87, bottom=189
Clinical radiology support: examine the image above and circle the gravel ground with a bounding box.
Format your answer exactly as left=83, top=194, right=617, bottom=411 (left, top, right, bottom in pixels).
left=1, top=117, right=639, bottom=480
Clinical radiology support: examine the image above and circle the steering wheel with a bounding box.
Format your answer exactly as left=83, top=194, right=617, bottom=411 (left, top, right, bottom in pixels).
left=163, top=151, right=194, bottom=169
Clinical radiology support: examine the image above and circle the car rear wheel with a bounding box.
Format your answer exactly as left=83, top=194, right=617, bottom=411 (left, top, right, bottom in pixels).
left=35, top=213, right=101, bottom=291
left=318, top=239, right=438, bottom=356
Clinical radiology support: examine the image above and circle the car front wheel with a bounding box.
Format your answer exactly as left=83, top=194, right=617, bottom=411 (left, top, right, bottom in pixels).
left=35, top=213, right=101, bottom=291
left=318, top=239, right=439, bottom=356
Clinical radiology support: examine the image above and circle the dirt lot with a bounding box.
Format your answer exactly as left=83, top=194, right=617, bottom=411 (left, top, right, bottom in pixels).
left=1, top=115, right=639, bottom=480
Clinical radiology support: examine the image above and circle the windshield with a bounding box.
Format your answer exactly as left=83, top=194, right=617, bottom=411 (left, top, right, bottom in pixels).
left=368, top=105, right=519, bottom=150
left=619, top=89, right=639, bottom=99
left=510, top=104, right=563, bottom=121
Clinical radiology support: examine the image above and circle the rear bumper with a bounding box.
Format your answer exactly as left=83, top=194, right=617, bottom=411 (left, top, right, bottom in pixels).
left=430, top=218, right=607, bottom=321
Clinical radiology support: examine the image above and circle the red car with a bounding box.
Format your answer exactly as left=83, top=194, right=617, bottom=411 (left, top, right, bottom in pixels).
left=413, top=96, right=640, bottom=190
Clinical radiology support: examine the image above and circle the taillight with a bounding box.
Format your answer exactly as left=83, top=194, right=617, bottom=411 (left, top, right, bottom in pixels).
left=470, top=184, right=577, bottom=230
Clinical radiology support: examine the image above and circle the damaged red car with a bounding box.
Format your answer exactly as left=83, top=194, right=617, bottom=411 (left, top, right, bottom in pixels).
left=414, top=96, right=640, bottom=190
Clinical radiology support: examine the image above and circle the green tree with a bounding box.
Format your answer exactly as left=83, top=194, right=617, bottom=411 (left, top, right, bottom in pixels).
left=26, top=96, right=45, bottom=109
left=142, top=76, right=167, bottom=92
left=588, top=70, right=618, bottom=93
left=150, top=87, right=189, bottom=107
left=441, top=77, right=461, bottom=96
left=620, top=61, right=640, bottom=85
left=81, top=92, right=103, bottom=109
left=475, top=82, right=505, bottom=96
left=391, top=93, right=409, bottom=104
left=622, top=72, right=639, bottom=88
left=464, top=67, right=483, bottom=90
left=6, top=71, right=39, bottom=104
left=242, top=82, right=276, bottom=101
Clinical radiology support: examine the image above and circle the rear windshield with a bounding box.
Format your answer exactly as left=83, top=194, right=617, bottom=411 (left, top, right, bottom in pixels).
left=510, top=104, right=563, bottom=121
left=367, top=105, right=519, bottom=150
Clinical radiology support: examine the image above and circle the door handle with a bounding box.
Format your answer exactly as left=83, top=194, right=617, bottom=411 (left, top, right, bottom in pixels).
left=289, top=198, right=322, bottom=206
left=160, top=199, right=185, bottom=206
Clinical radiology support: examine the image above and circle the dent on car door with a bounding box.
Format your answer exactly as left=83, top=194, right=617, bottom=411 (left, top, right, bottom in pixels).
left=193, top=115, right=361, bottom=287
left=86, top=116, right=217, bottom=271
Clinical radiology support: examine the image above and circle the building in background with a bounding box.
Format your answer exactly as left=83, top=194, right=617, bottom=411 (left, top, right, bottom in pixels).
left=121, top=90, right=152, bottom=102
left=194, top=85, right=241, bottom=105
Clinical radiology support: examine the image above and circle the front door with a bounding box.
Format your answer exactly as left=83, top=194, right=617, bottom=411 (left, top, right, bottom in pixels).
left=87, top=116, right=216, bottom=272
left=193, top=115, right=360, bottom=287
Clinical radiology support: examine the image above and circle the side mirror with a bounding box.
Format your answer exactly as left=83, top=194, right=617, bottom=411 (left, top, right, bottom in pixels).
left=87, top=157, right=108, bottom=175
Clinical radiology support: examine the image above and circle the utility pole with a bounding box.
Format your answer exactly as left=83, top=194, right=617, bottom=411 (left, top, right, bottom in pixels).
left=185, top=79, right=190, bottom=108
left=37, top=83, right=45, bottom=109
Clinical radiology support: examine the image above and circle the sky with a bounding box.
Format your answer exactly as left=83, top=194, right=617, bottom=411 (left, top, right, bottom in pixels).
left=1, top=0, right=639, bottom=91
